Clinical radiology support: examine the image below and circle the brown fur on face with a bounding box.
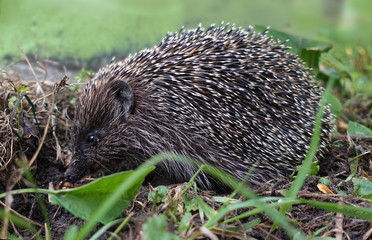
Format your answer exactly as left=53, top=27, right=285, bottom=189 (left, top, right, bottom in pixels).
left=65, top=76, right=217, bottom=186
left=66, top=78, right=145, bottom=182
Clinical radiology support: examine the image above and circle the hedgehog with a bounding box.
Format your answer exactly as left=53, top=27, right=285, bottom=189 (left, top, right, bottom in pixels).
left=64, top=23, right=334, bottom=190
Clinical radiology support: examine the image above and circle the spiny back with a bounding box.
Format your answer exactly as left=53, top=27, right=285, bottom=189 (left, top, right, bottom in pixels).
left=69, top=24, right=334, bottom=189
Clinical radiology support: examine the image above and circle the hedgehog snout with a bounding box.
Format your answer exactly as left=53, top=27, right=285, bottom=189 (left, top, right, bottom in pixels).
left=64, top=156, right=90, bottom=183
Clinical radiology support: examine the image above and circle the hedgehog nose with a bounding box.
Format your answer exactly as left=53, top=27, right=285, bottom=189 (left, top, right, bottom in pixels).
left=64, top=172, right=77, bottom=183
left=64, top=160, right=88, bottom=183
left=64, top=170, right=79, bottom=183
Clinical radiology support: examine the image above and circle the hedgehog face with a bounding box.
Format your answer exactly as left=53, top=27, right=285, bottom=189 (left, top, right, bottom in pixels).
left=65, top=79, right=135, bottom=182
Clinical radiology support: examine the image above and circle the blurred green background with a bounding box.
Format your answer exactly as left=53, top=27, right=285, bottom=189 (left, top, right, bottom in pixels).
left=0, top=0, right=371, bottom=68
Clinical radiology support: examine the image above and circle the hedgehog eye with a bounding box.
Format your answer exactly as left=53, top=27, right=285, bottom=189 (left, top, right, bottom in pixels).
left=85, top=134, right=98, bottom=146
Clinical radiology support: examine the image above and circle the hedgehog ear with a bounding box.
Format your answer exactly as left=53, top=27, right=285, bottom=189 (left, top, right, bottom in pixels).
left=111, top=80, right=134, bottom=117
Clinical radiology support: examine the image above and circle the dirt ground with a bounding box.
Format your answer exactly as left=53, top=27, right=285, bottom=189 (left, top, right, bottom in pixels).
left=0, top=64, right=372, bottom=239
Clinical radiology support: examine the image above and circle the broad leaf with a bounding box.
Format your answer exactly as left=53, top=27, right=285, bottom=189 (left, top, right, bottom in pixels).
left=52, top=168, right=154, bottom=223
left=353, top=178, right=372, bottom=199
left=348, top=121, right=372, bottom=136
left=324, top=93, right=342, bottom=119
left=142, top=214, right=182, bottom=240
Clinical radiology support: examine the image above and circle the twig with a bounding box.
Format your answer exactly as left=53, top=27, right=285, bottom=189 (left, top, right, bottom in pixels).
left=0, top=200, right=43, bottom=227
left=17, top=46, right=40, bottom=84
left=363, top=225, right=372, bottom=240
left=297, top=192, right=372, bottom=204
left=0, top=191, right=11, bottom=239
left=335, top=200, right=344, bottom=240
left=10, top=221, right=21, bottom=238
left=332, top=135, right=372, bottom=142
left=18, top=45, right=45, bottom=96
left=28, top=89, right=54, bottom=167
left=200, top=226, right=219, bottom=240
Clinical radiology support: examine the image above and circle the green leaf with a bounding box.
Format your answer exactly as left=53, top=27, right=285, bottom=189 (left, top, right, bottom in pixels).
left=15, top=84, right=30, bottom=94
left=195, top=196, right=216, bottom=220
left=90, top=218, right=123, bottom=240
left=183, top=194, right=198, bottom=212
left=324, top=93, right=342, bottom=119
left=319, top=177, right=332, bottom=186
left=348, top=121, right=372, bottom=136
left=69, top=97, right=77, bottom=105
left=51, top=168, right=154, bottom=224
left=63, top=225, right=79, bottom=240
left=295, top=161, right=319, bottom=177
left=148, top=185, right=168, bottom=204
left=303, top=199, right=372, bottom=220
left=142, top=214, right=181, bottom=240
left=213, top=196, right=240, bottom=204
left=0, top=228, right=20, bottom=240
left=75, top=69, right=94, bottom=82
left=321, top=53, right=350, bottom=75
left=68, top=84, right=80, bottom=91
left=8, top=96, right=17, bottom=109
left=353, top=178, right=372, bottom=199
left=178, top=212, right=192, bottom=233
left=226, top=218, right=261, bottom=231
left=337, top=190, right=347, bottom=196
